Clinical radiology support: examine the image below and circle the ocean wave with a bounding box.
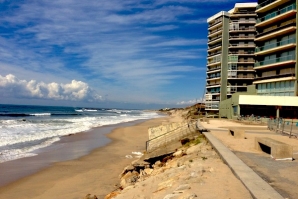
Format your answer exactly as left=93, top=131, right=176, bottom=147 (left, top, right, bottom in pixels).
left=0, top=113, right=80, bottom=117
left=0, top=109, right=163, bottom=163
left=75, top=109, right=98, bottom=112
left=0, top=137, right=60, bottom=163
left=29, top=113, right=51, bottom=116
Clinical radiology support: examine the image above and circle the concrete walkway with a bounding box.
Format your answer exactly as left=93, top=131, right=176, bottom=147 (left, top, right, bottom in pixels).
left=203, top=131, right=284, bottom=199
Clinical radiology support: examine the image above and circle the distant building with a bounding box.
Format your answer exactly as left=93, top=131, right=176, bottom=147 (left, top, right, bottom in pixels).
left=205, top=3, right=258, bottom=114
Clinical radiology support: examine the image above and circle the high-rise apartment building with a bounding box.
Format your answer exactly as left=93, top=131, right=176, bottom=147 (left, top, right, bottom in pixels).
left=254, top=0, right=297, bottom=96
left=205, top=3, right=257, bottom=113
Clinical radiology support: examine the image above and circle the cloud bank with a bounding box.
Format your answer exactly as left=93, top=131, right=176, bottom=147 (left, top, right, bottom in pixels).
left=0, top=74, right=101, bottom=102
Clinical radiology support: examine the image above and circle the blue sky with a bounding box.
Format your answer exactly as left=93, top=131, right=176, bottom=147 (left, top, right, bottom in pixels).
left=0, top=0, right=256, bottom=109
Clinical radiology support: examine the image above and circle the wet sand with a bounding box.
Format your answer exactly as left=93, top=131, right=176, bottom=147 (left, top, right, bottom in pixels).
left=0, top=116, right=169, bottom=199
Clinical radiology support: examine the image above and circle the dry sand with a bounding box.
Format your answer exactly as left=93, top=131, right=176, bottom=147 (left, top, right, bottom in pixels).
left=0, top=116, right=172, bottom=199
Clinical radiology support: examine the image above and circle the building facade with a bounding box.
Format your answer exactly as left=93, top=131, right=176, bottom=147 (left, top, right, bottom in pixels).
left=254, top=0, right=297, bottom=96
left=217, top=0, right=298, bottom=119
left=205, top=3, right=257, bottom=113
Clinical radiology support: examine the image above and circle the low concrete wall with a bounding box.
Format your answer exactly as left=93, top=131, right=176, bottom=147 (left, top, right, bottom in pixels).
left=255, top=137, right=293, bottom=159
left=148, top=122, right=188, bottom=140
left=228, top=128, right=245, bottom=139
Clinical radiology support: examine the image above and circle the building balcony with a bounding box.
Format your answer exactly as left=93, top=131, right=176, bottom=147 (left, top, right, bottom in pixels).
left=253, top=76, right=295, bottom=86
left=229, top=51, right=254, bottom=55
left=208, top=19, right=223, bottom=29
left=255, top=26, right=296, bottom=42
left=229, top=44, right=255, bottom=48
left=208, top=51, right=222, bottom=57
left=207, top=68, right=221, bottom=74
left=255, top=38, right=296, bottom=56
left=207, top=61, right=221, bottom=66
left=256, top=18, right=295, bottom=38
left=254, top=54, right=296, bottom=69
left=206, top=83, right=221, bottom=88
left=207, top=66, right=221, bottom=72
left=208, top=35, right=222, bottom=42
left=208, top=28, right=223, bottom=37
left=205, top=101, right=220, bottom=111
left=230, top=27, right=256, bottom=32
left=228, top=75, right=254, bottom=79
left=256, top=0, right=292, bottom=13
left=238, top=67, right=255, bottom=71
left=230, top=11, right=257, bottom=16
left=208, top=37, right=222, bottom=45
left=229, top=66, right=255, bottom=71
left=208, top=44, right=222, bottom=52
left=206, top=91, right=220, bottom=95
left=229, top=35, right=255, bottom=40
left=238, top=59, right=255, bottom=63
left=254, top=71, right=295, bottom=81
left=256, top=3, right=296, bottom=27
left=230, top=20, right=256, bottom=24
left=206, top=75, right=221, bottom=80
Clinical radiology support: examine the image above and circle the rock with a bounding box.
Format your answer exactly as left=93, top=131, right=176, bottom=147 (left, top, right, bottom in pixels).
left=120, top=171, right=139, bottom=188
left=144, top=168, right=153, bottom=175
left=174, top=184, right=191, bottom=193
left=173, top=150, right=184, bottom=157
left=132, top=160, right=150, bottom=168
left=163, top=193, right=181, bottom=199
left=186, top=143, right=203, bottom=155
left=104, top=192, right=120, bottom=199
left=153, top=160, right=162, bottom=168
left=119, top=165, right=135, bottom=178
left=84, top=194, right=98, bottom=199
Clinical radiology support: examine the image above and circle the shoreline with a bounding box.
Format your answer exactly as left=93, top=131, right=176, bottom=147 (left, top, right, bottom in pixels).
left=0, top=116, right=169, bottom=199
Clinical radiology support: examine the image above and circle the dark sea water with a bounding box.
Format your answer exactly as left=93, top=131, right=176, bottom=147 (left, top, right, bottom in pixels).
left=0, top=104, right=160, bottom=163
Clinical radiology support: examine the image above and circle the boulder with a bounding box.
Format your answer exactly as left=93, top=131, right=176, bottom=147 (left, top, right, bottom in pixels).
left=144, top=168, right=153, bottom=175
left=119, top=165, right=135, bottom=178
left=132, top=160, right=150, bottom=168
left=153, top=160, right=162, bottom=168
left=173, top=184, right=191, bottom=194
left=120, top=171, right=139, bottom=188
left=173, top=150, right=184, bottom=157
left=104, top=192, right=120, bottom=199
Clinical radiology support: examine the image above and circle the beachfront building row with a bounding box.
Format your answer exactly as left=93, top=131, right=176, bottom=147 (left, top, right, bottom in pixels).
left=205, top=0, right=298, bottom=118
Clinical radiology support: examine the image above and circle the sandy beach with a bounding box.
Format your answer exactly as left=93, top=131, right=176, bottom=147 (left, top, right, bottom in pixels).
left=0, top=116, right=171, bottom=199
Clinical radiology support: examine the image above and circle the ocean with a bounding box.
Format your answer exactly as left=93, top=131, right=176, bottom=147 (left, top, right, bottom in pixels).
left=0, top=104, right=161, bottom=163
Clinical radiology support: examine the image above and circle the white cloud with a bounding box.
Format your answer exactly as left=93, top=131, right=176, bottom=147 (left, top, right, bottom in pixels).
left=0, top=74, right=101, bottom=102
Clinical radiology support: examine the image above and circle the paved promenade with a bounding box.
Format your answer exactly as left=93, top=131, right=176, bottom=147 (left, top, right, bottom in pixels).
left=201, top=119, right=298, bottom=199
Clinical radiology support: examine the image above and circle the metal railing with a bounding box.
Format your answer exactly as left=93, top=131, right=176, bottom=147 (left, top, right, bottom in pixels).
left=267, top=118, right=298, bottom=138
left=256, top=0, right=276, bottom=10
left=255, top=38, right=296, bottom=52
left=255, top=54, right=296, bottom=67
left=146, top=121, right=198, bottom=152
left=257, top=3, right=296, bottom=24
